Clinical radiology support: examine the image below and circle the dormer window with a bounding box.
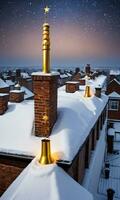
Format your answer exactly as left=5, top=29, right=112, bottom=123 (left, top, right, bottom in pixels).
left=109, top=100, right=119, bottom=111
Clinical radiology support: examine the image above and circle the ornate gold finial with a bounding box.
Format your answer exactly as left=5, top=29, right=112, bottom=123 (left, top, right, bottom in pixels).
left=42, top=6, right=50, bottom=73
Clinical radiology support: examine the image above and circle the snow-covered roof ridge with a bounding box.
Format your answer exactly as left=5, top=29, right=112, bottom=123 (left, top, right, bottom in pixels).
left=0, top=78, right=9, bottom=88
left=6, top=80, right=15, bottom=86
left=21, top=86, right=34, bottom=99
left=88, top=75, right=106, bottom=88
left=108, top=91, right=120, bottom=98
left=110, top=70, right=120, bottom=75
left=1, top=159, right=93, bottom=200
left=109, top=78, right=120, bottom=85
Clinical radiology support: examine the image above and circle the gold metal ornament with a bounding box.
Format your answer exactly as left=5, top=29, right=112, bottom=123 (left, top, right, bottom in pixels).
left=84, top=85, right=91, bottom=97
left=43, top=114, right=49, bottom=122
left=42, top=23, right=50, bottom=73
left=39, top=139, right=53, bottom=165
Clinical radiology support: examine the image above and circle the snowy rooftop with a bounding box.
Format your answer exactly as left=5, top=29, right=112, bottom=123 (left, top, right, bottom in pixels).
left=0, top=93, right=9, bottom=97
left=108, top=92, right=120, bottom=99
left=21, top=86, right=34, bottom=99
left=87, top=75, right=106, bottom=88
left=1, top=159, right=93, bottom=200
left=0, top=78, right=9, bottom=88
left=60, top=74, right=68, bottom=78
left=110, top=70, right=120, bottom=75
left=6, top=80, right=15, bottom=86
left=110, top=78, right=120, bottom=85
left=0, top=80, right=108, bottom=161
left=21, top=72, right=31, bottom=79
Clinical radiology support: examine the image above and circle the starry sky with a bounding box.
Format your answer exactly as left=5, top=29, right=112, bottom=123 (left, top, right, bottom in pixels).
left=0, top=0, right=120, bottom=68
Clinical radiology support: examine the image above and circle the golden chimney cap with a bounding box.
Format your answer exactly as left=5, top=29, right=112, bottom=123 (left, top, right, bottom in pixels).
left=39, top=139, right=53, bottom=165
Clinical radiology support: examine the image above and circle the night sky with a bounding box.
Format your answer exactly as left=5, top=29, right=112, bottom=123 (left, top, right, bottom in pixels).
left=0, top=0, right=120, bottom=68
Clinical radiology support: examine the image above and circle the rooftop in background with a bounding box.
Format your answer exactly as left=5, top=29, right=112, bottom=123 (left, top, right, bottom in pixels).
left=108, top=92, right=120, bottom=99
left=0, top=78, right=9, bottom=88
left=110, top=70, right=120, bottom=76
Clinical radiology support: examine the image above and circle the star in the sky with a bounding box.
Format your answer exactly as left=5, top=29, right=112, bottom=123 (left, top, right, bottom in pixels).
left=44, top=6, right=50, bottom=14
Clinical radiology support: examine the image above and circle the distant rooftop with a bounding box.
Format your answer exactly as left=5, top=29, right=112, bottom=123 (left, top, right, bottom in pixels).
left=110, top=70, right=120, bottom=76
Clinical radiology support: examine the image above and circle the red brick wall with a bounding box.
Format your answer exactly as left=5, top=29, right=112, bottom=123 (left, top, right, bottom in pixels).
left=72, top=73, right=81, bottom=81
left=85, top=133, right=92, bottom=168
left=67, top=145, right=86, bottom=183
left=0, top=87, right=10, bottom=93
left=32, top=74, right=59, bottom=137
left=9, top=92, right=24, bottom=103
left=0, top=163, right=23, bottom=195
left=66, top=82, right=79, bottom=93
left=0, top=95, right=9, bottom=115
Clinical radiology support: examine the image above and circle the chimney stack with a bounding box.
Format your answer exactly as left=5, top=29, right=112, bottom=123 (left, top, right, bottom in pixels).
left=9, top=90, right=24, bottom=103
left=66, top=81, right=79, bottom=93
left=95, top=86, right=102, bottom=98
left=0, top=94, right=9, bottom=115
left=32, top=15, right=59, bottom=137
left=85, top=64, right=91, bottom=75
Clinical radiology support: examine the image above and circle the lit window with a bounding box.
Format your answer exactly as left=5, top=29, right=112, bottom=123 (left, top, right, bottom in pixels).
left=109, top=100, right=119, bottom=110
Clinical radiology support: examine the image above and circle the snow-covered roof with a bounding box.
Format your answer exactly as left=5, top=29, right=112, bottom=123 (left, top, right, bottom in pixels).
left=6, top=80, right=15, bottom=86
left=88, top=75, right=106, bottom=88
left=21, top=86, right=34, bottom=99
left=109, top=78, right=120, bottom=85
left=21, top=72, right=31, bottom=79
left=60, top=74, right=68, bottom=78
left=66, top=72, right=72, bottom=77
left=1, top=159, right=93, bottom=200
left=108, top=92, right=120, bottom=99
left=0, top=78, right=9, bottom=88
left=0, top=93, right=9, bottom=97
left=110, top=70, right=120, bottom=75
left=0, top=85, right=108, bottom=161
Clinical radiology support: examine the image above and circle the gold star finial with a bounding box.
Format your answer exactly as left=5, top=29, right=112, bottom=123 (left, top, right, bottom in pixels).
left=44, top=6, right=50, bottom=14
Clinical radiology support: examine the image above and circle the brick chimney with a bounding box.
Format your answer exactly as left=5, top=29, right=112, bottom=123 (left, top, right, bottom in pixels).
left=9, top=90, right=24, bottom=103
left=85, top=64, right=91, bottom=75
left=32, top=21, right=59, bottom=137
left=0, top=79, right=10, bottom=93
left=95, top=86, right=102, bottom=98
left=79, top=79, right=85, bottom=85
left=66, top=81, right=79, bottom=93
left=0, top=94, right=9, bottom=115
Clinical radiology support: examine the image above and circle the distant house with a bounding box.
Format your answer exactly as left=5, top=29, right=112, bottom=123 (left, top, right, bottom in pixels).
left=109, top=69, right=120, bottom=82
left=106, top=79, right=120, bottom=122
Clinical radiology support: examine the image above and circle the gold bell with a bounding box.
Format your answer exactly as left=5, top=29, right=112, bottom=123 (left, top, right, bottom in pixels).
left=84, top=85, right=91, bottom=97
left=39, top=139, right=53, bottom=165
